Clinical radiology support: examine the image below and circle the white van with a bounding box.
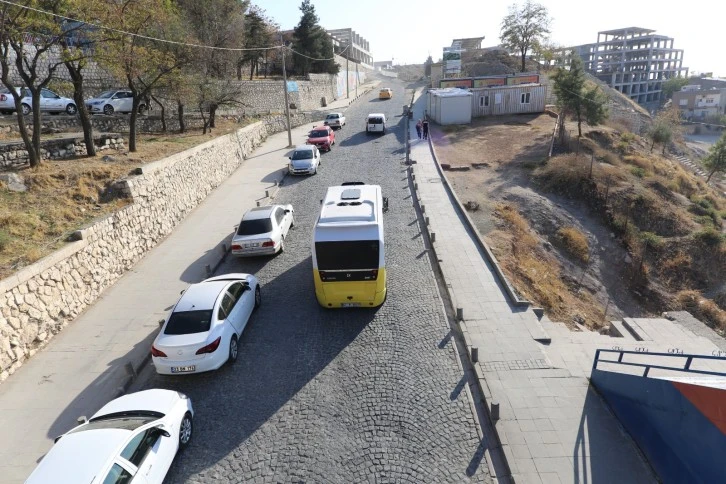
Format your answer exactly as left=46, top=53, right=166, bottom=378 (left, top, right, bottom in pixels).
left=365, top=113, right=386, bottom=134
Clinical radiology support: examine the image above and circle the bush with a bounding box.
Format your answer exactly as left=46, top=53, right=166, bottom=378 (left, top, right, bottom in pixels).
left=621, top=132, right=636, bottom=143
left=616, top=141, right=630, bottom=154
left=630, top=167, right=646, bottom=178
left=694, top=227, right=724, bottom=246
left=677, top=290, right=726, bottom=331
left=0, top=229, right=9, bottom=252
left=639, top=231, right=663, bottom=248
left=555, top=227, right=590, bottom=262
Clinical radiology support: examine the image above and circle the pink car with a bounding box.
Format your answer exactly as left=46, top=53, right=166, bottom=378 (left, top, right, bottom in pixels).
left=307, top=126, right=335, bottom=152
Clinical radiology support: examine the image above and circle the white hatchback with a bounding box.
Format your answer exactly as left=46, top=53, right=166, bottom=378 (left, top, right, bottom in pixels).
left=25, top=389, right=194, bottom=484
left=231, top=204, right=294, bottom=256
left=151, top=274, right=261, bottom=375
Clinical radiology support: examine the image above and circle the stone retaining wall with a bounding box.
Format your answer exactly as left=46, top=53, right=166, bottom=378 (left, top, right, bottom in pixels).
left=0, top=134, right=124, bottom=168
left=0, top=110, right=319, bottom=381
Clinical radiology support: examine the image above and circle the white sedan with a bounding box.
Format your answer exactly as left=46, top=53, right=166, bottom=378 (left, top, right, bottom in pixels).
left=19, top=88, right=77, bottom=115
left=151, top=274, right=261, bottom=375
left=231, top=204, right=294, bottom=256
left=25, top=389, right=194, bottom=484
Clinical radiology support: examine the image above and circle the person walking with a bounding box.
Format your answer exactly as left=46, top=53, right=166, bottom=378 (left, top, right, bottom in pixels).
left=422, top=119, right=430, bottom=140
left=415, top=119, right=422, bottom=139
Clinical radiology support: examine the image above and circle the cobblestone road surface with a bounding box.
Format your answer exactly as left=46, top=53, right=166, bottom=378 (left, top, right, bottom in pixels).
left=140, top=79, right=489, bottom=483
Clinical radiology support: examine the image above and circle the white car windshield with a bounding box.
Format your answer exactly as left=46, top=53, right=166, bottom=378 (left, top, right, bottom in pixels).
left=291, top=150, right=314, bottom=160
left=164, top=310, right=213, bottom=335
left=326, top=114, right=338, bottom=119
left=237, top=219, right=273, bottom=235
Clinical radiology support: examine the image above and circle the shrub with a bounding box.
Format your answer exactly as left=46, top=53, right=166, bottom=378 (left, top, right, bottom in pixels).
left=621, top=132, right=636, bottom=143
left=0, top=229, right=9, bottom=252
left=630, top=167, right=646, bottom=178
left=677, top=290, right=726, bottom=331
left=695, top=215, right=716, bottom=227
left=639, top=231, right=663, bottom=248
left=555, top=227, right=590, bottom=263
left=694, top=227, right=724, bottom=246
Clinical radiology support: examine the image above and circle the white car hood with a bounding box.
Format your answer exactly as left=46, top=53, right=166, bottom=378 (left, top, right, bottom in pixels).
left=93, top=389, right=179, bottom=419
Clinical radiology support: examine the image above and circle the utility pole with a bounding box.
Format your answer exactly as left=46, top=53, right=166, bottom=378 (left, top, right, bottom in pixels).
left=355, top=62, right=358, bottom=98
left=346, top=52, right=350, bottom=99
left=281, top=38, right=293, bottom=148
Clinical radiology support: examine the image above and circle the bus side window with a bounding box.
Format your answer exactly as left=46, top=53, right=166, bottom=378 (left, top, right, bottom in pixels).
left=382, top=197, right=389, bottom=213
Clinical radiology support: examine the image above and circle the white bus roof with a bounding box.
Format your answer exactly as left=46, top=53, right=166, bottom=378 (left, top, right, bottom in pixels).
left=318, top=184, right=381, bottom=225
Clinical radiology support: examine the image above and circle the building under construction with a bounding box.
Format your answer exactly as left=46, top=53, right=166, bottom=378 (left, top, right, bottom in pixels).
left=327, top=28, right=372, bottom=69
left=574, top=27, right=688, bottom=108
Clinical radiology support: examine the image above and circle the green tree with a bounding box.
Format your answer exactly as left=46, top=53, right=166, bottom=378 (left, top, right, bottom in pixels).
left=648, top=106, right=682, bottom=154
left=95, top=0, right=189, bottom=152
left=500, top=0, right=551, bottom=73
left=292, top=0, right=338, bottom=75
left=239, top=5, right=276, bottom=80
left=662, top=76, right=689, bottom=101
left=704, top=132, right=726, bottom=183
left=552, top=54, right=607, bottom=138
left=424, top=55, right=433, bottom=77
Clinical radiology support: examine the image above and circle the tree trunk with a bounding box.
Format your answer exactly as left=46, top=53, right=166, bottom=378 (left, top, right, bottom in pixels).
left=13, top=97, right=37, bottom=167
left=129, top=96, right=140, bottom=152
left=706, top=169, right=716, bottom=183
left=237, top=60, right=243, bottom=81
left=30, top=92, right=43, bottom=167
left=199, top=103, right=208, bottom=135
left=209, top=103, right=217, bottom=129
left=66, top=62, right=96, bottom=156
left=151, top=94, right=166, bottom=133
left=177, top=100, right=185, bottom=133
left=521, top=47, right=526, bottom=72
left=249, top=60, right=255, bottom=81
left=650, top=139, right=656, bottom=152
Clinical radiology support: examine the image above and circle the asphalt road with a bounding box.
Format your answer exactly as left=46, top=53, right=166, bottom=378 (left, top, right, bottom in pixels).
left=135, top=79, right=489, bottom=483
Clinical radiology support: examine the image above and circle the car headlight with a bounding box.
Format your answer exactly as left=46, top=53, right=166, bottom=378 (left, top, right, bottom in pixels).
left=177, top=391, right=189, bottom=399
left=91, top=101, right=103, bottom=105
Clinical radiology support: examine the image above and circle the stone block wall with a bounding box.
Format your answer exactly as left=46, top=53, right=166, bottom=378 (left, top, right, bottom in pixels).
left=0, top=134, right=124, bottom=168
left=0, top=110, right=319, bottom=381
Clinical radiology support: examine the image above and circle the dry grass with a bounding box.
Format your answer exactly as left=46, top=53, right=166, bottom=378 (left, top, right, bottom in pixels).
left=490, top=204, right=605, bottom=328
left=0, top=119, right=248, bottom=279
left=677, top=290, right=726, bottom=332
left=555, top=227, right=590, bottom=263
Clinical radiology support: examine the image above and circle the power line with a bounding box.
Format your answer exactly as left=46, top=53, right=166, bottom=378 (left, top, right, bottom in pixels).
left=0, top=0, right=281, bottom=52
left=288, top=43, right=349, bottom=62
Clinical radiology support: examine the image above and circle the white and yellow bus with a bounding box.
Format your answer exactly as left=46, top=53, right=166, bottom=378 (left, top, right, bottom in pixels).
left=312, top=183, right=387, bottom=308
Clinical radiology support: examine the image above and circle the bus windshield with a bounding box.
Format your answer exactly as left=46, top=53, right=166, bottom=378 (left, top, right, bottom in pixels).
left=315, top=240, right=379, bottom=270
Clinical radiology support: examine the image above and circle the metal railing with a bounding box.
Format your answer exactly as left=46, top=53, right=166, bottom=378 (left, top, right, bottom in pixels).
left=593, top=348, right=726, bottom=378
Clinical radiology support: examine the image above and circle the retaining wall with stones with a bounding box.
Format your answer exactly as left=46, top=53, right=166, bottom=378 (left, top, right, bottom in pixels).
left=0, top=110, right=319, bottom=381
left=0, top=134, right=124, bottom=168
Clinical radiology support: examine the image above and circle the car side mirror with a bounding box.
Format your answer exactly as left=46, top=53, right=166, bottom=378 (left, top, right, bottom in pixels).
left=180, top=290, right=185, bottom=295
left=158, top=319, right=165, bottom=327
left=156, top=426, right=171, bottom=438
left=77, top=416, right=88, bottom=425
left=284, top=209, right=290, bottom=214
left=288, top=157, right=292, bottom=160
left=54, top=434, right=63, bottom=443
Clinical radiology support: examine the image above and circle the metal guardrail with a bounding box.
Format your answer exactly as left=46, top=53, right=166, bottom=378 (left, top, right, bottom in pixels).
left=593, top=349, right=726, bottom=378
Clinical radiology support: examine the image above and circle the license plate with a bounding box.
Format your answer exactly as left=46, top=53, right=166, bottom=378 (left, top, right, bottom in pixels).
left=341, top=303, right=361, bottom=308
left=245, top=243, right=259, bottom=248
left=171, top=366, right=196, bottom=373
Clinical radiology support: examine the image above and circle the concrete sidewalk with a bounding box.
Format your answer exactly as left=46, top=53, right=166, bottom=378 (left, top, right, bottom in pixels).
left=0, top=82, right=377, bottom=483
left=408, top=95, right=658, bottom=484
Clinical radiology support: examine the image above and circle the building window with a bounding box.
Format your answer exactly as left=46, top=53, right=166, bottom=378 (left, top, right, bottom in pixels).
left=679, top=99, right=688, bottom=106
left=479, top=95, right=489, bottom=107
left=521, top=92, right=531, bottom=104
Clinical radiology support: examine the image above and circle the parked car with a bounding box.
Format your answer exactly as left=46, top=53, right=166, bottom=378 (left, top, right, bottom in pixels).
left=379, top=88, right=393, bottom=99
left=151, top=274, right=262, bottom=375
left=19, top=88, right=77, bottom=115
left=366, top=113, right=387, bottom=134
left=323, top=112, right=346, bottom=129
left=25, top=389, right=194, bottom=484
left=231, top=204, right=295, bottom=256
left=86, top=90, right=147, bottom=115
left=287, top=145, right=321, bottom=176
left=307, top=125, right=335, bottom=152
left=0, top=87, right=25, bottom=115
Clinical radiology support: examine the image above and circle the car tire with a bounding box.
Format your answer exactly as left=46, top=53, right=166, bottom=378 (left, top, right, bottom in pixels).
left=313, top=165, right=317, bottom=175
left=254, top=285, right=261, bottom=309
left=21, top=104, right=30, bottom=115
left=279, top=237, right=285, bottom=253
left=103, top=104, right=114, bottom=115
left=290, top=216, right=295, bottom=228
left=65, top=104, right=77, bottom=115
left=228, top=335, right=238, bottom=364
left=179, top=412, right=193, bottom=448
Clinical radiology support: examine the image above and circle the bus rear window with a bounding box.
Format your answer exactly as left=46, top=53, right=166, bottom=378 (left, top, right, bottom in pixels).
left=315, top=241, right=379, bottom=270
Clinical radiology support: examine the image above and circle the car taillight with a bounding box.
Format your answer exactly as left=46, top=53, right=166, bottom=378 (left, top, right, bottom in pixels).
left=151, top=345, right=167, bottom=357
left=372, top=270, right=378, bottom=278
left=0, top=94, right=6, bottom=101
left=231, top=244, right=242, bottom=250
left=261, top=240, right=274, bottom=247
left=195, top=336, right=221, bottom=355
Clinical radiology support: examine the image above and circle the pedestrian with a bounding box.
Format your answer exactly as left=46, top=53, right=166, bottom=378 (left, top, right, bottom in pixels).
left=422, top=119, right=429, bottom=140
left=415, top=119, right=422, bottom=139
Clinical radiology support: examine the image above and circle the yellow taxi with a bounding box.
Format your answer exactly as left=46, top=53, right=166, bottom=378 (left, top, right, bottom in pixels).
left=378, top=88, right=393, bottom=100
